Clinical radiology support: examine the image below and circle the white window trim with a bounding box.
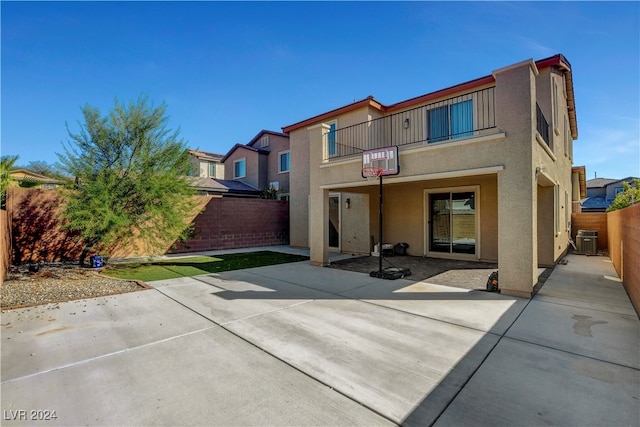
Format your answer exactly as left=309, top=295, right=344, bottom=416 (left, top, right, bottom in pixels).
left=325, top=120, right=338, bottom=160
left=423, top=186, right=481, bottom=260
left=278, top=150, right=291, bottom=173
left=260, top=136, right=270, bottom=148
left=233, top=158, right=246, bottom=179
left=423, top=93, right=476, bottom=144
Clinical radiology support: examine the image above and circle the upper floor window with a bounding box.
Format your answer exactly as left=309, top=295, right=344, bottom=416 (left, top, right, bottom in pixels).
left=279, top=151, right=290, bottom=173
left=208, top=162, right=216, bottom=177
left=260, top=136, right=270, bottom=148
left=234, top=159, right=246, bottom=179
left=327, top=121, right=337, bottom=156
left=427, top=99, right=473, bottom=143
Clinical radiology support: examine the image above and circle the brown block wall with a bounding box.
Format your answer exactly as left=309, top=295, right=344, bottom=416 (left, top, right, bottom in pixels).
left=172, top=198, right=290, bottom=253
left=607, top=203, right=640, bottom=316
left=571, top=213, right=608, bottom=251
left=0, top=210, right=10, bottom=285
left=6, top=188, right=290, bottom=263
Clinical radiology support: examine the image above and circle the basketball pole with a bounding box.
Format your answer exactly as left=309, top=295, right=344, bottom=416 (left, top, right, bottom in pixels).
left=378, top=172, right=383, bottom=276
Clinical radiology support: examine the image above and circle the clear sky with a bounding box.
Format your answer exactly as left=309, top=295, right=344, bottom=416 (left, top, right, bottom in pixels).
left=2, top=1, right=639, bottom=180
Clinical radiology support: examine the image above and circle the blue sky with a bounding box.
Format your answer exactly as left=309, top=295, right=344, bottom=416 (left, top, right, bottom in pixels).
left=2, top=1, right=639, bottom=180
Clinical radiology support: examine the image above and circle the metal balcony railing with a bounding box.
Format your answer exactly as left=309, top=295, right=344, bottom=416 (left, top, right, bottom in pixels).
left=326, top=87, right=496, bottom=160
left=536, top=103, right=550, bottom=147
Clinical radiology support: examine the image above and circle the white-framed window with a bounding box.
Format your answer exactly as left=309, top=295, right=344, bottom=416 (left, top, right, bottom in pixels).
left=565, top=190, right=570, bottom=232
left=233, top=158, right=246, bottom=179
left=552, top=79, right=560, bottom=134
left=327, top=120, right=337, bottom=157
left=554, top=184, right=560, bottom=236
left=426, top=97, right=474, bottom=143
left=260, top=136, right=270, bottom=148
left=208, top=162, right=216, bottom=177
left=279, top=150, right=290, bottom=173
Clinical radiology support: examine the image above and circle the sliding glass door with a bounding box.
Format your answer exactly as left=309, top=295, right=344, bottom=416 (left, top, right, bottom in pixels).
left=428, top=190, right=476, bottom=255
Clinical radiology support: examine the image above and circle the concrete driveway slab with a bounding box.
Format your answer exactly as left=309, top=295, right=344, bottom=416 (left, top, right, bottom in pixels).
left=535, top=256, right=635, bottom=315
left=225, top=297, right=499, bottom=424
left=1, top=290, right=213, bottom=382
left=340, top=280, right=528, bottom=335
left=433, top=337, right=640, bottom=427
left=154, top=274, right=337, bottom=325
left=506, top=298, right=640, bottom=368
left=226, top=262, right=382, bottom=294
left=1, top=327, right=392, bottom=427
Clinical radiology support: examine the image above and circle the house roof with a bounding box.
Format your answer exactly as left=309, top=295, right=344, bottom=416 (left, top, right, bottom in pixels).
left=586, top=178, right=619, bottom=188
left=188, top=149, right=224, bottom=162
left=221, top=143, right=269, bottom=163
left=185, top=176, right=260, bottom=195
left=9, top=168, right=65, bottom=186
left=581, top=196, right=610, bottom=210
left=281, top=54, right=578, bottom=139
left=246, top=130, right=289, bottom=147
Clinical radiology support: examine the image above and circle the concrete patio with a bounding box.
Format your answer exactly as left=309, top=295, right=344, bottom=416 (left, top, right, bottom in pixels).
left=1, top=249, right=638, bottom=426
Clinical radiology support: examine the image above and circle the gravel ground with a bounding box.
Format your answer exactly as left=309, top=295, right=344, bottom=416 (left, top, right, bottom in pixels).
left=1, top=263, right=145, bottom=310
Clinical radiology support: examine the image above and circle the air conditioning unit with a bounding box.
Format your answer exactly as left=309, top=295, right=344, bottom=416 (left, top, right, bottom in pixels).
left=576, top=230, right=598, bottom=255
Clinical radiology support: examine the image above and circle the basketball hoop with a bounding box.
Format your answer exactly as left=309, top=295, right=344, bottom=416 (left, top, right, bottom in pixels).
left=362, top=166, right=384, bottom=180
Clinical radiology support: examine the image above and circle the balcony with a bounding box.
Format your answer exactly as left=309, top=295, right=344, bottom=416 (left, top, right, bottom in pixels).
left=536, top=103, right=550, bottom=147
left=326, top=87, right=496, bottom=160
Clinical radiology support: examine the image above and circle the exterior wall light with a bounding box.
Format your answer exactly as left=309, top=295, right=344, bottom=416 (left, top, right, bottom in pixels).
left=403, top=118, right=410, bottom=129
left=345, top=198, right=351, bottom=209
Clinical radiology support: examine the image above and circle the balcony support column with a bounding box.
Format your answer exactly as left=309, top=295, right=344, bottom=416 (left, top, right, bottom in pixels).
left=308, top=123, right=331, bottom=266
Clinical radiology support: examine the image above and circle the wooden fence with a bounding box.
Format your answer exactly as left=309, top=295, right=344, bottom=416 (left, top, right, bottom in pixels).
left=571, top=213, right=608, bottom=251
left=606, top=203, right=640, bottom=315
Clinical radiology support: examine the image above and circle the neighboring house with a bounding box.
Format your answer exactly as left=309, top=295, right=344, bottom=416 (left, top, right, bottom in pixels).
left=185, top=176, right=261, bottom=198
left=282, top=54, right=578, bottom=298
left=582, top=177, right=639, bottom=212
left=9, top=169, right=65, bottom=189
left=188, top=149, right=225, bottom=179
left=221, top=130, right=291, bottom=200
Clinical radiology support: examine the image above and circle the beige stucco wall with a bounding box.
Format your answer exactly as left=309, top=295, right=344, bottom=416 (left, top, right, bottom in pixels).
left=264, top=134, right=291, bottom=194
left=295, top=59, right=575, bottom=298
left=224, top=148, right=261, bottom=190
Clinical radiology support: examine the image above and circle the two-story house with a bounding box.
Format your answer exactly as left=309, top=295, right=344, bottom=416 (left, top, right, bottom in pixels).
left=188, top=149, right=225, bottom=179
left=221, top=130, right=291, bottom=200
left=582, top=177, right=639, bottom=212
left=282, top=54, right=578, bottom=298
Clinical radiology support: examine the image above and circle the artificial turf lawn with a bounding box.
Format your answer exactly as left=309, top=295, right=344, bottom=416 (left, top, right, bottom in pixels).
left=104, top=251, right=309, bottom=282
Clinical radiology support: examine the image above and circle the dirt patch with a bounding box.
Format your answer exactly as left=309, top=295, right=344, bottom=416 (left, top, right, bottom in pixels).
left=1, top=263, right=147, bottom=310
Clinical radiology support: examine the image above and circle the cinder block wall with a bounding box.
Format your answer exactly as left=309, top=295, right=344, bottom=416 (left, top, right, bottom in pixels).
left=6, top=188, right=290, bottom=263
left=571, top=213, right=608, bottom=251
left=0, top=210, right=10, bottom=285
left=171, top=198, right=290, bottom=253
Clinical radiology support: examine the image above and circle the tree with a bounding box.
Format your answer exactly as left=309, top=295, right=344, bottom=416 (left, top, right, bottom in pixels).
left=20, top=160, right=68, bottom=181
left=57, top=96, right=196, bottom=265
left=607, top=178, right=640, bottom=212
left=1, top=154, right=19, bottom=209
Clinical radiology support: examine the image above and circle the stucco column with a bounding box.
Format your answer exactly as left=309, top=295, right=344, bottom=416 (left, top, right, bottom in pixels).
left=308, top=124, right=330, bottom=266
left=493, top=59, right=539, bottom=298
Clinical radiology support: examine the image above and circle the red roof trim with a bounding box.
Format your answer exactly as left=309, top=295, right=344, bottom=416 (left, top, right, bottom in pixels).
left=282, top=96, right=384, bottom=134
left=282, top=54, right=575, bottom=135
left=386, top=75, right=496, bottom=112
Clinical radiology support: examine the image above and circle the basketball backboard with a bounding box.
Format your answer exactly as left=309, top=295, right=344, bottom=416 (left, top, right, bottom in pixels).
left=362, top=146, right=399, bottom=178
